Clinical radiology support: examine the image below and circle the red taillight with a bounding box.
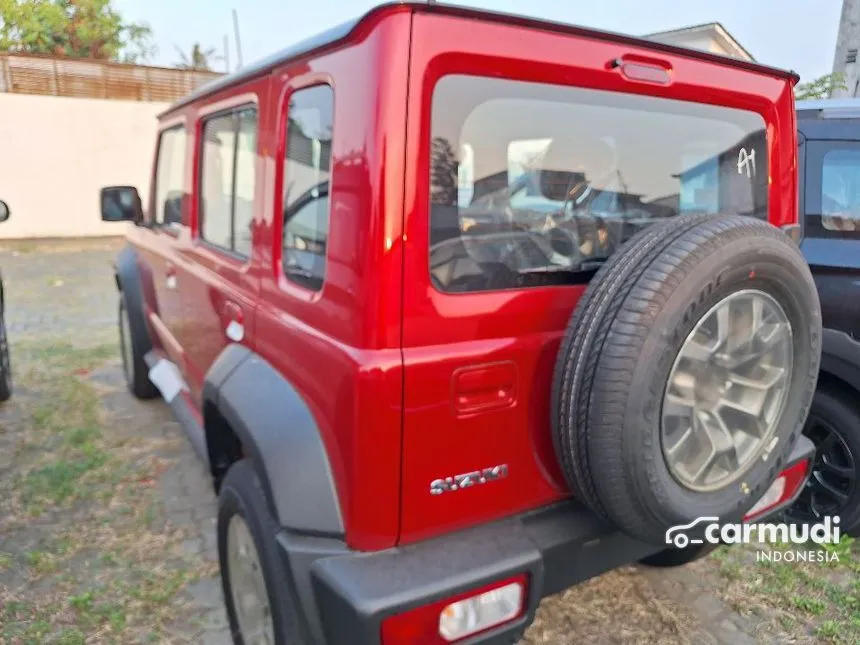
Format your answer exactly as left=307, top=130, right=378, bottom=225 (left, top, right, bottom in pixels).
left=380, top=574, right=528, bottom=645
left=744, top=460, right=810, bottom=522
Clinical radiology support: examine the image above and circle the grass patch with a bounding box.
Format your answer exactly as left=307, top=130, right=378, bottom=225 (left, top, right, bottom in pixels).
left=69, top=590, right=95, bottom=612
left=791, top=595, right=826, bottom=615
left=0, top=339, right=214, bottom=643
left=22, top=450, right=109, bottom=508
left=711, top=538, right=860, bottom=643
left=55, top=628, right=86, bottom=645
left=26, top=549, right=58, bottom=575
left=19, top=341, right=118, bottom=377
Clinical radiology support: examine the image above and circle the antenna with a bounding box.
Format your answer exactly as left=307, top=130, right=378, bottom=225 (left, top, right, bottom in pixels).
left=232, top=9, right=244, bottom=69
left=224, top=34, right=231, bottom=73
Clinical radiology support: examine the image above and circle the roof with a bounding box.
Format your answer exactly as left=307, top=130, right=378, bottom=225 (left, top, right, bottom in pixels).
left=162, top=3, right=797, bottom=117
left=645, top=22, right=755, bottom=62
left=796, top=97, right=860, bottom=119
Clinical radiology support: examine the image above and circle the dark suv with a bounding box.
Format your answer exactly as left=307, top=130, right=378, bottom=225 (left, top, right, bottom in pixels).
left=100, top=4, right=820, bottom=644
left=790, top=98, right=860, bottom=534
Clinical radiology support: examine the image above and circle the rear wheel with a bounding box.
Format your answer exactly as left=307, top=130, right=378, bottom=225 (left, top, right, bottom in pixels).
left=786, top=388, right=860, bottom=535
left=0, top=307, right=12, bottom=403
left=552, top=214, right=821, bottom=545
left=218, top=460, right=304, bottom=645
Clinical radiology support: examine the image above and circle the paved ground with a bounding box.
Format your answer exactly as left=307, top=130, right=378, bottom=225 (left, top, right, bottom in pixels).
left=0, top=239, right=853, bottom=644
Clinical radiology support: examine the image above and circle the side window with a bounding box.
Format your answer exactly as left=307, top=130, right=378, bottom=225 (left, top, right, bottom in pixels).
left=283, top=85, right=334, bottom=291
left=821, top=148, right=860, bottom=234
left=199, top=107, right=258, bottom=255
left=153, top=126, right=187, bottom=228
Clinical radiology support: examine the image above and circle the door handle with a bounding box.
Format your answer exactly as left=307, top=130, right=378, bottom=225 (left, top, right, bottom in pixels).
left=452, top=361, right=518, bottom=416
left=223, top=301, right=245, bottom=342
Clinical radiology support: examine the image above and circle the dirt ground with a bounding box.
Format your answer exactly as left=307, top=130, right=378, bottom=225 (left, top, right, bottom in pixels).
left=0, top=239, right=857, bottom=644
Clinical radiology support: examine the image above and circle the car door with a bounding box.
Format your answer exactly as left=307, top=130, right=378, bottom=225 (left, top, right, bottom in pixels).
left=133, top=121, right=189, bottom=367
left=170, top=84, right=265, bottom=405
left=801, top=138, right=860, bottom=338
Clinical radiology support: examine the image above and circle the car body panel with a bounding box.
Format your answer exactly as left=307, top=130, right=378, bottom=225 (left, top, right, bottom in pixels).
left=124, top=3, right=801, bottom=552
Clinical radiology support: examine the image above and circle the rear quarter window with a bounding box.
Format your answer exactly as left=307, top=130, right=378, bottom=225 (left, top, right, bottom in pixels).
left=429, top=75, right=768, bottom=293
left=820, top=148, right=860, bottom=236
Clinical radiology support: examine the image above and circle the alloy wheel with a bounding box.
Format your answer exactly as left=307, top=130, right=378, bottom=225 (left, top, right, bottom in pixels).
left=661, top=290, right=793, bottom=492
left=227, top=515, right=275, bottom=645
left=789, top=417, right=856, bottom=522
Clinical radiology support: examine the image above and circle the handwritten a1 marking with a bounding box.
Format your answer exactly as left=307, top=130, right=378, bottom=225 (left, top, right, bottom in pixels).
left=737, top=147, right=756, bottom=178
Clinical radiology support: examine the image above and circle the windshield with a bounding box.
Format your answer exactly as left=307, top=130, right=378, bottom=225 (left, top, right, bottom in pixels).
left=429, top=75, right=768, bottom=293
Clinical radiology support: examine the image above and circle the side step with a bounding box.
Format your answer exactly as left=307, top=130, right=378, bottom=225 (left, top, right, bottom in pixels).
left=144, top=352, right=210, bottom=469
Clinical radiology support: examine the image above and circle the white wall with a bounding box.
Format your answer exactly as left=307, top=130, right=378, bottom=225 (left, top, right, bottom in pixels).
left=0, top=93, right=169, bottom=239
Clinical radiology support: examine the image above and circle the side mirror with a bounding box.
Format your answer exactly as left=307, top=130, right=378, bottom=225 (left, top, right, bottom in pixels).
left=0, top=200, right=9, bottom=223
left=101, top=186, right=143, bottom=223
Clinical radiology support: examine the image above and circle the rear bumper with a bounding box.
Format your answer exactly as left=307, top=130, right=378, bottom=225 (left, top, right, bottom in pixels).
left=282, top=435, right=816, bottom=645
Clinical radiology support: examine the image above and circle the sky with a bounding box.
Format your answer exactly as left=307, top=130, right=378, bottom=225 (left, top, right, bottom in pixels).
left=114, top=0, right=845, bottom=84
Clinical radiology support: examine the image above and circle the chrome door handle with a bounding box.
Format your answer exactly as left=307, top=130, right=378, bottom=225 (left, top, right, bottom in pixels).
left=225, top=319, right=245, bottom=342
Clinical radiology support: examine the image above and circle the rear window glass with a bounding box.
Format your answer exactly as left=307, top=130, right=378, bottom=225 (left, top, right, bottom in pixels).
left=429, top=75, right=768, bottom=293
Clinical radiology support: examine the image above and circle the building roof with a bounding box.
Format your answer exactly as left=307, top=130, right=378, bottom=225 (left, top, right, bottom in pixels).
left=645, top=22, right=755, bottom=62
left=163, top=3, right=792, bottom=117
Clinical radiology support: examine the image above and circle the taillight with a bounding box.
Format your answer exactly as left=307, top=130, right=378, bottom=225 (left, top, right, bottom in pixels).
left=744, top=460, right=810, bottom=521
left=380, top=574, right=528, bottom=644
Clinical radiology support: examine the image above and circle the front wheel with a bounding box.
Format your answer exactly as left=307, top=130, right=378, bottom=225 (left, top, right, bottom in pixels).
left=0, top=307, right=11, bottom=402
left=218, top=460, right=304, bottom=645
left=118, top=294, right=158, bottom=400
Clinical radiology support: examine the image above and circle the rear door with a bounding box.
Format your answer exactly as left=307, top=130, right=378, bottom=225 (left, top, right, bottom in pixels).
left=134, top=121, right=189, bottom=366
left=400, top=12, right=787, bottom=545
left=801, top=137, right=860, bottom=337
left=171, top=82, right=266, bottom=404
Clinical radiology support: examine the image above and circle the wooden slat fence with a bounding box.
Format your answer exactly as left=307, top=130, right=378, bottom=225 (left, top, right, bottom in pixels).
left=0, top=54, right=221, bottom=102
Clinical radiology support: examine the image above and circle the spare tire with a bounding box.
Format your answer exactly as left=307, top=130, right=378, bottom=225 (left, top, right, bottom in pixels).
left=551, top=214, right=822, bottom=545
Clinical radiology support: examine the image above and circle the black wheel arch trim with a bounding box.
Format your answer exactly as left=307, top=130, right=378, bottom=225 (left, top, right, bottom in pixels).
left=203, top=344, right=345, bottom=537
left=821, top=328, right=860, bottom=394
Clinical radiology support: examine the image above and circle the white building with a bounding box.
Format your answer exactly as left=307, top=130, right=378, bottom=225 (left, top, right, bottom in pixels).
left=832, top=0, right=860, bottom=97
left=645, top=23, right=754, bottom=62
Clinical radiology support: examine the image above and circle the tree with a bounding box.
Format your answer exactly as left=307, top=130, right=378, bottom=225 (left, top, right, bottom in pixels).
left=795, top=72, right=849, bottom=100
left=430, top=137, right=459, bottom=205
left=175, top=42, right=220, bottom=71
left=0, top=0, right=154, bottom=63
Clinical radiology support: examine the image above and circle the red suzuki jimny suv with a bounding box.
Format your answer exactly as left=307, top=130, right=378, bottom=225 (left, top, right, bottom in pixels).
left=101, top=3, right=822, bottom=644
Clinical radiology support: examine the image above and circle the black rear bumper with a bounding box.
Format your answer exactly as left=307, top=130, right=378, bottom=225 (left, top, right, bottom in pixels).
left=281, top=435, right=815, bottom=645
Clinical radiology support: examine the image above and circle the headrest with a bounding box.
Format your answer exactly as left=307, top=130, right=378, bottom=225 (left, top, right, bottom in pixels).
left=539, top=136, right=614, bottom=202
